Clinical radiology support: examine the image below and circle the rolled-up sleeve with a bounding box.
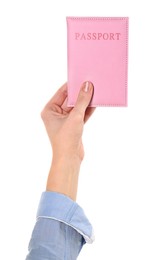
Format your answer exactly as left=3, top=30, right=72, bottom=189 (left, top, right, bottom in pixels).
left=26, top=191, right=94, bottom=260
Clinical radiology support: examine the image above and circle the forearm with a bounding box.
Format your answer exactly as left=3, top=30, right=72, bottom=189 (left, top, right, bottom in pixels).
left=46, top=156, right=81, bottom=201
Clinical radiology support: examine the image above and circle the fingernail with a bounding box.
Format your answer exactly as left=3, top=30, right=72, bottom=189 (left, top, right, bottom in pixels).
left=83, top=81, right=92, bottom=93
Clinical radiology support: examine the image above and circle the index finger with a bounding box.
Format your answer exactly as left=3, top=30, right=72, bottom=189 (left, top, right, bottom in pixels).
left=46, top=83, right=68, bottom=107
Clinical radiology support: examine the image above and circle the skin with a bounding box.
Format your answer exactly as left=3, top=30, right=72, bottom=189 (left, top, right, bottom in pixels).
left=41, top=81, right=95, bottom=201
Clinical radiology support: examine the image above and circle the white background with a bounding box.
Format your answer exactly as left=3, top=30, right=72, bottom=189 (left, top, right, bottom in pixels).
left=0, top=0, right=163, bottom=259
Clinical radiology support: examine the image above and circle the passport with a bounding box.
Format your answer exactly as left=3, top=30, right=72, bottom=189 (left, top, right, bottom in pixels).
left=67, top=17, right=129, bottom=107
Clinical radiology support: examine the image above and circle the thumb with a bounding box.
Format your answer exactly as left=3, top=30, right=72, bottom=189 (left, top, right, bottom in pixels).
left=73, top=81, right=94, bottom=117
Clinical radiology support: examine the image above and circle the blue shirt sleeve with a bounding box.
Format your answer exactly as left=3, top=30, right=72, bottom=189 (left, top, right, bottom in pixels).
left=25, top=191, right=94, bottom=260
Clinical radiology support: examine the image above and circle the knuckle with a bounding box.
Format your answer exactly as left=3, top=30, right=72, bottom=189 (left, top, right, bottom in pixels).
left=40, top=108, right=47, bottom=121
left=72, top=107, right=84, bottom=120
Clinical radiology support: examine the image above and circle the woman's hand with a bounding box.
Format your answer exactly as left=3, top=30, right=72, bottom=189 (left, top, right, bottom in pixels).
left=41, top=82, right=95, bottom=200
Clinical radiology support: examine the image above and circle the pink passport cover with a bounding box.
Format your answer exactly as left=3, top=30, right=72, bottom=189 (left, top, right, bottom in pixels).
left=67, top=17, right=128, bottom=107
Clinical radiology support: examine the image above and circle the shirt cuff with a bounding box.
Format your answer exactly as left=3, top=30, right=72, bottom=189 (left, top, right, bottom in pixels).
left=36, top=191, right=95, bottom=244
